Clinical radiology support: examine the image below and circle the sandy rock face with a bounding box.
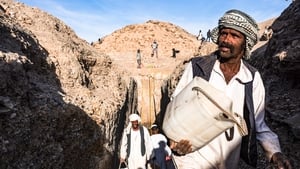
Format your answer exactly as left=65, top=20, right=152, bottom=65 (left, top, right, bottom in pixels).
left=249, top=2, right=300, bottom=168
left=1, top=0, right=127, bottom=168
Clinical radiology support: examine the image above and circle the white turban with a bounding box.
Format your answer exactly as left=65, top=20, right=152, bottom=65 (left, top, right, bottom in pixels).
left=125, top=114, right=142, bottom=134
left=129, top=113, right=141, bottom=122
left=211, top=9, right=259, bottom=59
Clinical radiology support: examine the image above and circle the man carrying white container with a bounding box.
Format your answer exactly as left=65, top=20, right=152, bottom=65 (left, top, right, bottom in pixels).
left=163, top=9, right=292, bottom=169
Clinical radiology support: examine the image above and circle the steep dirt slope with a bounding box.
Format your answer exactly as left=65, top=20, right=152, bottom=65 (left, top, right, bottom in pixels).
left=1, top=0, right=128, bottom=168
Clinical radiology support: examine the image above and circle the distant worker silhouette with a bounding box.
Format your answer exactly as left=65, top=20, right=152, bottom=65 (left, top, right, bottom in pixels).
left=136, top=49, right=142, bottom=68
left=172, top=48, right=180, bottom=58
left=151, top=40, right=158, bottom=58
left=206, top=29, right=211, bottom=42
left=197, top=30, right=205, bottom=49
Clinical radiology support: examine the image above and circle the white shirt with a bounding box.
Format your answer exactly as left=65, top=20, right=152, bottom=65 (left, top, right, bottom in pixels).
left=172, top=60, right=281, bottom=169
left=151, top=133, right=172, bottom=156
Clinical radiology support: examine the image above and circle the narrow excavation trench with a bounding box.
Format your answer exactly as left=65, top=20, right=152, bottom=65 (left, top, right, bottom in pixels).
left=111, top=74, right=174, bottom=169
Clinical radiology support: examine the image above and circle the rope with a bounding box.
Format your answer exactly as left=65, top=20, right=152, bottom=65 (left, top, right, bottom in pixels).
left=171, top=154, right=179, bottom=169
left=192, top=86, right=248, bottom=136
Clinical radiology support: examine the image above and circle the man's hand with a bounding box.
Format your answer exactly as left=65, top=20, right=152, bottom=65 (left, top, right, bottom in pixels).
left=165, top=155, right=171, bottom=161
left=271, top=152, right=292, bottom=169
left=169, top=139, right=193, bottom=155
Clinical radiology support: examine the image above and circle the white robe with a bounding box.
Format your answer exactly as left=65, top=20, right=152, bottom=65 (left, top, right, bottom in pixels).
left=120, top=126, right=153, bottom=169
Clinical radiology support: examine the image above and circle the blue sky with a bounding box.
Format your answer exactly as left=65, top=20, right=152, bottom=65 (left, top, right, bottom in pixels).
left=17, top=0, right=291, bottom=43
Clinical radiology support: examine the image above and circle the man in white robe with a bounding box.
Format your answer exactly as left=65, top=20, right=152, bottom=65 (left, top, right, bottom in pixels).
left=120, top=114, right=153, bottom=169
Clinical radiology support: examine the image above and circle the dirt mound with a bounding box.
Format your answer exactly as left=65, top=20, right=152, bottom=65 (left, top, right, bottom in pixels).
left=93, top=20, right=201, bottom=59
left=92, top=19, right=217, bottom=77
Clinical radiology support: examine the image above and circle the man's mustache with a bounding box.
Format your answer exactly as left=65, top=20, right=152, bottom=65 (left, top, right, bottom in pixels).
left=219, top=42, right=234, bottom=51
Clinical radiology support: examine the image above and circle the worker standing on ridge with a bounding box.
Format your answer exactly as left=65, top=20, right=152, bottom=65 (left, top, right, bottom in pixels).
left=151, top=40, right=158, bottom=58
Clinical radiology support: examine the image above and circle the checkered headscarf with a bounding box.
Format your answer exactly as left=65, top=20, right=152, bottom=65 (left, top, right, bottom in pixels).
left=211, top=9, right=259, bottom=59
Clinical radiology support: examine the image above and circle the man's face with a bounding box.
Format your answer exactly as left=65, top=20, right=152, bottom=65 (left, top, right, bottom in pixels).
left=151, top=128, right=159, bottom=134
left=131, top=120, right=139, bottom=130
left=218, top=28, right=246, bottom=60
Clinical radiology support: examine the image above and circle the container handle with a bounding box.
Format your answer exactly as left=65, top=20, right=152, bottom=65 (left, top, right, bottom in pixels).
left=192, top=86, right=248, bottom=136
